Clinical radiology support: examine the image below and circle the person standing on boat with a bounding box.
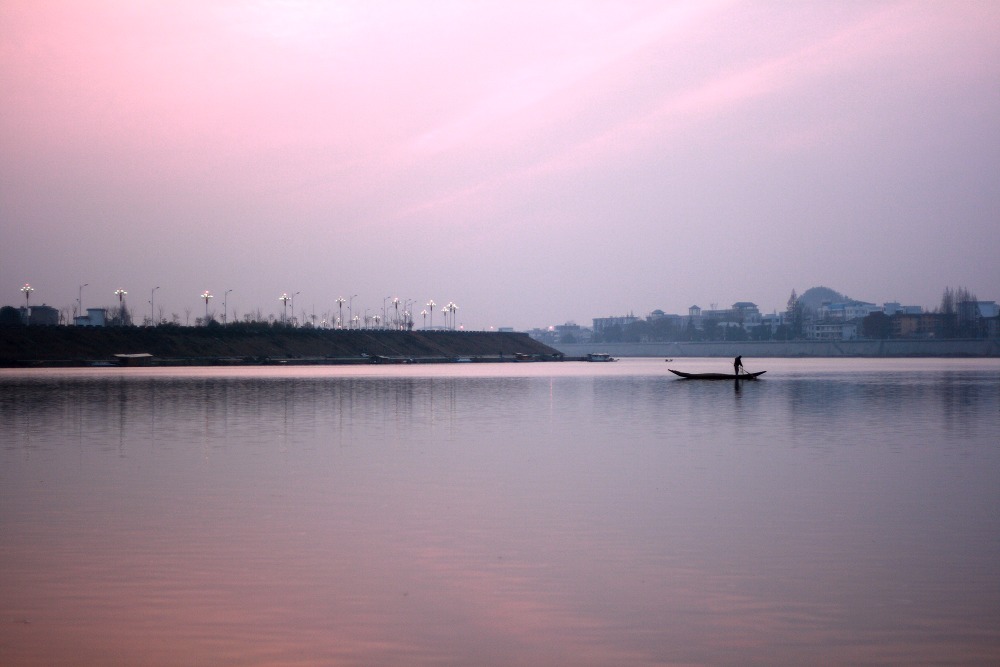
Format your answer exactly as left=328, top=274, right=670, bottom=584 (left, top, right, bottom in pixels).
left=734, top=355, right=744, bottom=375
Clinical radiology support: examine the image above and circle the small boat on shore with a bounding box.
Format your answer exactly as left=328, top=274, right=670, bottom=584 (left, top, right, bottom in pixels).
left=668, top=369, right=766, bottom=380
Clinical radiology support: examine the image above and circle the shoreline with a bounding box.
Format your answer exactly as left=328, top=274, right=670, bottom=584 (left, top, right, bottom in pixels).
left=553, top=339, right=1000, bottom=358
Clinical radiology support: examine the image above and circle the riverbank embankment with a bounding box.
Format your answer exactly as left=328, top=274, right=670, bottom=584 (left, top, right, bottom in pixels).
left=0, top=327, right=563, bottom=367
left=554, top=339, right=1000, bottom=358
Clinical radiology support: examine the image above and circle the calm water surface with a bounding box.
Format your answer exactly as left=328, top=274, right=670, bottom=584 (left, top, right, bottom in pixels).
left=2, top=358, right=998, bottom=666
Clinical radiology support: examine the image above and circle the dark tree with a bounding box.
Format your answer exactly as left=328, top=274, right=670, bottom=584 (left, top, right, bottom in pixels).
left=785, top=289, right=804, bottom=339
left=0, top=305, right=24, bottom=327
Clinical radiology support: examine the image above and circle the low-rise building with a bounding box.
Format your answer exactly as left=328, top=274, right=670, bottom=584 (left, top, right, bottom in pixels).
left=891, top=312, right=947, bottom=338
left=806, top=320, right=859, bottom=340
left=74, top=308, right=108, bottom=327
left=18, top=305, right=60, bottom=326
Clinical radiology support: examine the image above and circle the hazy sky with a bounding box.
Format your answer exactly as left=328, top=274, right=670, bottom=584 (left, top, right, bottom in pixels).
left=2, top=1, right=998, bottom=329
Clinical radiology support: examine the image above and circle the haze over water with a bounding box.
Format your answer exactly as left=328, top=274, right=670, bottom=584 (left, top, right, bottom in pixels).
left=2, top=359, right=999, bottom=665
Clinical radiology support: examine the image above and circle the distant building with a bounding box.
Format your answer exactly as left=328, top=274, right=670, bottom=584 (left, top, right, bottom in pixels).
left=891, top=312, right=948, bottom=339
left=592, top=314, right=640, bottom=336
left=647, top=310, right=683, bottom=328
left=882, top=302, right=922, bottom=316
left=806, top=320, right=859, bottom=340
left=74, top=308, right=108, bottom=327
left=18, top=305, right=60, bottom=326
left=686, top=302, right=761, bottom=329
left=816, top=301, right=880, bottom=321
left=553, top=322, right=589, bottom=343
left=958, top=300, right=999, bottom=320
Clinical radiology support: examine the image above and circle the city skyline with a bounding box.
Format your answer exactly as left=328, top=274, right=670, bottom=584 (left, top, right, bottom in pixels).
left=8, top=279, right=991, bottom=332
left=3, top=2, right=998, bottom=330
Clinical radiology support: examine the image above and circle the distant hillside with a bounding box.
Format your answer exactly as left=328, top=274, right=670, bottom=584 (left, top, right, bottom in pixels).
left=798, top=286, right=848, bottom=310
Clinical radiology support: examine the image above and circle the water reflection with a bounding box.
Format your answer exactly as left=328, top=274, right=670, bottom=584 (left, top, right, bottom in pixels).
left=1, top=362, right=998, bottom=666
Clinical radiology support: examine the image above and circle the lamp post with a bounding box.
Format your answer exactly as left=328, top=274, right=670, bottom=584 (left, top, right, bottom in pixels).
left=348, top=294, right=358, bottom=329
left=336, top=296, right=346, bottom=329
left=223, top=289, right=233, bottom=326
left=290, top=291, right=300, bottom=327
left=201, top=290, right=213, bottom=324
left=427, top=300, right=435, bottom=329
left=114, top=289, right=127, bottom=326
left=421, top=309, right=428, bottom=329
left=20, top=283, right=34, bottom=308
left=151, top=286, right=159, bottom=326
left=78, top=283, right=88, bottom=322
left=279, top=293, right=291, bottom=324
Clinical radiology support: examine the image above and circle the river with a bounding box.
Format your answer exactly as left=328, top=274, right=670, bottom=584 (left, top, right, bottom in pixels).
left=2, top=358, right=998, bottom=665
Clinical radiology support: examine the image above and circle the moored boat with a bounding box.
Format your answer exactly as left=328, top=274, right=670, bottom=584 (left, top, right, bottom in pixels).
left=585, top=353, right=617, bottom=362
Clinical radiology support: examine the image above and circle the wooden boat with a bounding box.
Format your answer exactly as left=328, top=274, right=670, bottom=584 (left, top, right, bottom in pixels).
left=668, top=369, right=766, bottom=380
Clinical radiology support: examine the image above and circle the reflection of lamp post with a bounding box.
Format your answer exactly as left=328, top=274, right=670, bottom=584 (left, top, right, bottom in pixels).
left=427, top=300, right=436, bottom=329
left=279, top=293, right=291, bottom=324
left=151, top=286, right=159, bottom=326
left=201, top=290, right=213, bottom=324
left=78, top=283, right=88, bottom=322
left=223, top=289, right=232, bottom=326
left=20, top=283, right=34, bottom=308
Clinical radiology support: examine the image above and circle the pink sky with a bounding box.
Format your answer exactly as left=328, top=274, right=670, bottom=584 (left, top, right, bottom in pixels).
left=2, top=1, right=998, bottom=328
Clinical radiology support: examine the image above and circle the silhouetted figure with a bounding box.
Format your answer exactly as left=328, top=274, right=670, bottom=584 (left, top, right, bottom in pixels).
left=734, top=355, right=744, bottom=375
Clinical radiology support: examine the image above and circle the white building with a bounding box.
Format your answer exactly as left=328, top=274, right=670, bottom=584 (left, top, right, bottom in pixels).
left=74, top=308, right=108, bottom=327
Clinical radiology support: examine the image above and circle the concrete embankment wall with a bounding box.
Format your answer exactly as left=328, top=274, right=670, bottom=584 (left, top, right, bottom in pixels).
left=553, top=339, right=1000, bottom=358
left=0, top=328, right=559, bottom=364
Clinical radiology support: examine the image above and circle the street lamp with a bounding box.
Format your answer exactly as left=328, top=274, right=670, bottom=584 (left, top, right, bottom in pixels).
left=290, top=291, right=300, bottom=326
left=20, top=283, right=34, bottom=308
left=421, top=309, right=428, bottom=329
left=78, top=283, right=88, bottom=321
left=279, top=293, right=291, bottom=324
left=336, top=296, right=346, bottom=329
left=427, top=300, right=436, bottom=329
left=114, top=289, right=127, bottom=326
left=223, top=289, right=233, bottom=326
left=348, top=294, right=358, bottom=329
left=201, top=290, right=213, bottom=324
left=151, top=286, right=159, bottom=326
